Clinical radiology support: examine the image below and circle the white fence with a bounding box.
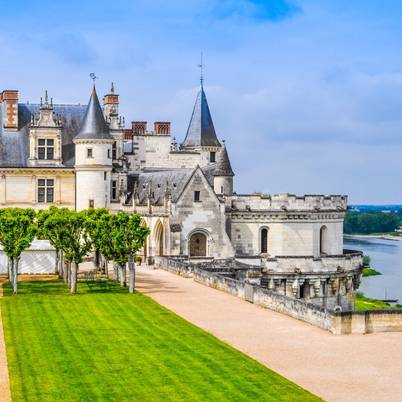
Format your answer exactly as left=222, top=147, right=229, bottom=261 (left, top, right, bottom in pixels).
left=0, top=240, right=56, bottom=275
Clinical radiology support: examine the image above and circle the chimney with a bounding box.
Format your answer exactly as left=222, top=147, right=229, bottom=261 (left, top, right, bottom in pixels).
left=103, top=82, right=119, bottom=119
left=132, top=121, right=147, bottom=135
left=154, top=121, right=171, bottom=135
left=1, top=90, right=19, bottom=130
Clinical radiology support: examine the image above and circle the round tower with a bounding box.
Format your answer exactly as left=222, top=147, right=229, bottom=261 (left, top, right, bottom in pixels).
left=213, top=142, right=234, bottom=196
left=74, top=86, right=114, bottom=210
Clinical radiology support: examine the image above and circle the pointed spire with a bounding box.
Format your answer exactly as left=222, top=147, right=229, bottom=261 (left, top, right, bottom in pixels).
left=75, top=86, right=113, bottom=140
left=111, top=82, right=115, bottom=94
left=213, top=142, right=234, bottom=177
left=181, top=83, right=221, bottom=148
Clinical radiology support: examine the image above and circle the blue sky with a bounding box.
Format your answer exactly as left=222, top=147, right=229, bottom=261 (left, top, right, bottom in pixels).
left=1, top=0, right=402, bottom=203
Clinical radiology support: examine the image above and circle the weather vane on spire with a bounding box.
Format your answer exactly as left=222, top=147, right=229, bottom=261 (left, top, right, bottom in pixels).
left=198, top=52, right=204, bottom=86
left=89, top=73, right=98, bottom=85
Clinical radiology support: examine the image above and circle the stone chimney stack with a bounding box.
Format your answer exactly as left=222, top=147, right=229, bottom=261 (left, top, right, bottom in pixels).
left=1, top=90, right=19, bottom=130
left=154, top=121, right=171, bottom=135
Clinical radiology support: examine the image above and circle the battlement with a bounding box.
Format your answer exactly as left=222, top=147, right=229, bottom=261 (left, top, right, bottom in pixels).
left=231, top=193, right=347, bottom=212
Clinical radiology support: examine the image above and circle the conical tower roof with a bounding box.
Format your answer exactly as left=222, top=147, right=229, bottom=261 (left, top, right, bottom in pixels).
left=75, top=86, right=113, bottom=140
left=182, top=84, right=221, bottom=148
left=213, top=143, right=234, bottom=177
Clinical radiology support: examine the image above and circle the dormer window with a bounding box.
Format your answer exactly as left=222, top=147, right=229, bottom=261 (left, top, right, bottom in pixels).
left=112, top=141, right=117, bottom=159
left=38, top=139, right=54, bottom=160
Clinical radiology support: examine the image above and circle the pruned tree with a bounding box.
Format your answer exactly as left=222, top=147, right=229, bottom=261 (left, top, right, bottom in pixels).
left=37, top=206, right=66, bottom=277
left=83, top=208, right=110, bottom=274
left=44, top=209, right=92, bottom=293
left=0, top=208, right=37, bottom=294
left=108, top=213, right=149, bottom=292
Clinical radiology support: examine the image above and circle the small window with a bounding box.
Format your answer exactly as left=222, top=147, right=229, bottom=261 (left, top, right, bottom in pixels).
left=221, top=186, right=224, bottom=194
left=104, top=172, right=107, bottom=181
left=87, top=148, right=93, bottom=158
left=89, top=199, right=94, bottom=208
left=194, top=191, right=200, bottom=202
left=37, top=138, right=54, bottom=160
left=210, top=152, right=216, bottom=163
left=112, top=141, right=117, bottom=159
left=108, top=149, right=111, bottom=159
left=37, top=178, right=54, bottom=203
left=111, top=180, right=117, bottom=201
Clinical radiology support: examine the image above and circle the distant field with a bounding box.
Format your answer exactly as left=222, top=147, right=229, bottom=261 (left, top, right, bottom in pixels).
left=1, top=280, right=319, bottom=402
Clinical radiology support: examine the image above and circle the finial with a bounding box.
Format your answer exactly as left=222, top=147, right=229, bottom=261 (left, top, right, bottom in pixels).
left=40, top=97, right=43, bottom=106
left=45, top=90, right=48, bottom=104
left=50, top=97, right=53, bottom=107
left=89, top=73, right=98, bottom=91
left=111, top=82, right=115, bottom=94
left=198, top=52, right=204, bottom=86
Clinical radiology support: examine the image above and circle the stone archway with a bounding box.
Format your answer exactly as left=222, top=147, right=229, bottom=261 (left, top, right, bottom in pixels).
left=189, top=232, right=207, bottom=257
left=154, top=220, right=164, bottom=256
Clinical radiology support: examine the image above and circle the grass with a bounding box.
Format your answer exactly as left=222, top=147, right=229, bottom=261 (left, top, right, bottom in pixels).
left=0, top=280, right=320, bottom=402
left=355, top=291, right=402, bottom=311
left=362, top=267, right=382, bottom=277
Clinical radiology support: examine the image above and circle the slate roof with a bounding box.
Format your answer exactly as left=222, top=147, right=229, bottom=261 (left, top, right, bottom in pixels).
left=74, top=86, right=113, bottom=141
left=213, top=144, right=234, bottom=176
left=181, top=84, right=221, bottom=148
left=127, top=169, right=193, bottom=205
left=0, top=103, right=86, bottom=167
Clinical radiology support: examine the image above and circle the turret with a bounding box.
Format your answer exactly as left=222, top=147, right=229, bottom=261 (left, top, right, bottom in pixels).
left=213, top=142, right=234, bottom=196
left=74, top=85, right=114, bottom=210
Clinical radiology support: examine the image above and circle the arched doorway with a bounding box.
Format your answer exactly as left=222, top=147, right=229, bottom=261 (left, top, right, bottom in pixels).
left=154, top=221, right=164, bottom=256
left=189, top=232, right=207, bottom=257
left=319, top=225, right=328, bottom=255
left=260, top=228, right=268, bottom=254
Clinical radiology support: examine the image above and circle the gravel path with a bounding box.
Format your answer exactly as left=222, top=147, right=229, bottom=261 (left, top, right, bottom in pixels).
left=0, top=281, right=11, bottom=402
left=137, top=267, right=402, bottom=402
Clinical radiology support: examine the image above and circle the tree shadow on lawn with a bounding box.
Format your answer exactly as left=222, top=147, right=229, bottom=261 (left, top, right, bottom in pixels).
left=2, top=279, right=130, bottom=297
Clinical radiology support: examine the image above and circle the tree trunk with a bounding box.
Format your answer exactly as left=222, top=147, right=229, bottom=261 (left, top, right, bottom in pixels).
left=12, top=257, right=19, bottom=294
left=7, top=258, right=11, bottom=280
left=94, top=249, right=100, bottom=271
left=59, top=251, right=64, bottom=279
left=71, top=262, right=78, bottom=294
left=104, top=258, right=109, bottom=279
left=54, top=249, right=60, bottom=276
left=67, top=262, right=71, bottom=287
left=63, top=259, right=68, bottom=283
left=113, top=262, right=118, bottom=282
left=128, top=253, right=135, bottom=293
left=120, top=263, right=126, bottom=287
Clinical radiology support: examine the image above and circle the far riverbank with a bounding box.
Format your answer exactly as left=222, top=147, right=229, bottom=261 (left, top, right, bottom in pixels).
left=344, top=234, right=402, bottom=242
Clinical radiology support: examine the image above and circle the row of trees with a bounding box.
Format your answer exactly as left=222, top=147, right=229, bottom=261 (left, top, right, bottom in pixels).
left=344, top=211, right=401, bottom=234
left=0, top=207, right=150, bottom=294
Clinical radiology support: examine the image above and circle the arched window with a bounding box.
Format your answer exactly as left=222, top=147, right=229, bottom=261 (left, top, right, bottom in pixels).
left=189, top=232, right=207, bottom=257
left=319, top=225, right=328, bottom=255
left=261, top=228, right=268, bottom=254
left=154, top=221, right=164, bottom=256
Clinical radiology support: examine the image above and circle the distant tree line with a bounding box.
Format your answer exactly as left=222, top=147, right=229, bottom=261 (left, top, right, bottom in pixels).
left=344, top=211, right=402, bottom=234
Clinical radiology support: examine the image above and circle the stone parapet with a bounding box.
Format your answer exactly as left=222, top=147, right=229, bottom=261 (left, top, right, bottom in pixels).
left=230, top=193, right=347, bottom=212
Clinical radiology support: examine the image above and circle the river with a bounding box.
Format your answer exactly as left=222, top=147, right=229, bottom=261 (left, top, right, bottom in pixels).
left=344, top=236, right=402, bottom=302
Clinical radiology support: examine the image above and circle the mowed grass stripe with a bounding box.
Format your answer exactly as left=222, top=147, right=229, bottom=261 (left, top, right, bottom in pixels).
left=1, top=280, right=321, bottom=402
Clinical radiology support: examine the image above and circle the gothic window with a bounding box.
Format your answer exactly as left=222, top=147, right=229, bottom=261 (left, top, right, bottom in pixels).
left=261, top=228, right=268, bottom=254
left=87, top=148, right=93, bottom=158
left=210, top=152, right=216, bottom=163
left=111, top=180, right=118, bottom=201
left=37, top=178, right=54, bottom=203
left=194, top=191, right=200, bottom=202
left=112, top=142, right=117, bottom=160
left=38, top=139, right=54, bottom=160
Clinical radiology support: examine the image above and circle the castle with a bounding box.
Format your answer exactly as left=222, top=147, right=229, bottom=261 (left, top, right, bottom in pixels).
left=0, top=79, right=363, bottom=309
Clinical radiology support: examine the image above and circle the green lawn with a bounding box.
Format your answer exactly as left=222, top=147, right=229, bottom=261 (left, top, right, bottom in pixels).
left=355, top=291, right=402, bottom=311
left=1, top=280, right=319, bottom=402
